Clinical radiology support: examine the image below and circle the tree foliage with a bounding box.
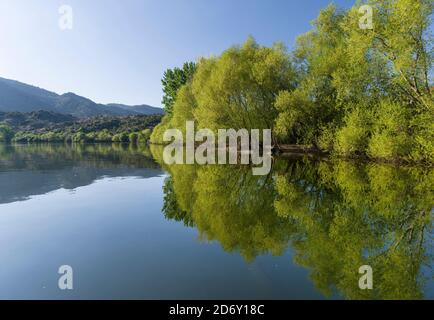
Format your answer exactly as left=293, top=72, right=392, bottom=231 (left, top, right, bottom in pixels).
left=0, top=124, right=14, bottom=142
left=153, top=0, right=433, bottom=163
left=274, top=0, right=433, bottom=161
left=5, top=114, right=162, bottom=145
left=161, top=62, right=197, bottom=115
left=151, top=38, right=295, bottom=143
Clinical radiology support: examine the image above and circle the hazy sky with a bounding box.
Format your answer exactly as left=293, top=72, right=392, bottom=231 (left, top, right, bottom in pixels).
left=0, top=0, right=354, bottom=107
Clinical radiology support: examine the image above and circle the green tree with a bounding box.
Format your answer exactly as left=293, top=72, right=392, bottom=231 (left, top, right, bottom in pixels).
left=151, top=38, right=296, bottom=144
left=73, top=132, right=88, bottom=143
left=96, top=129, right=113, bottom=142
left=161, top=62, right=197, bottom=115
left=138, top=129, right=152, bottom=144
left=193, top=38, right=295, bottom=135
left=129, top=132, right=139, bottom=144
left=273, top=0, right=433, bottom=161
left=112, top=132, right=129, bottom=143
left=0, top=124, right=15, bottom=142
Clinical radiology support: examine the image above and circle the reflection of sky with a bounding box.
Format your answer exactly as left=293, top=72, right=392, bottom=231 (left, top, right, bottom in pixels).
left=422, top=224, right=434, bottom=298
left=0, top=176, right=324, bottom=300
left=0, top=168, right=163, bottom=205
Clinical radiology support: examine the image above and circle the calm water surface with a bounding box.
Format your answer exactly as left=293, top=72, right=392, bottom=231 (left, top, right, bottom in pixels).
left=0, top=144, right=432, bottom=299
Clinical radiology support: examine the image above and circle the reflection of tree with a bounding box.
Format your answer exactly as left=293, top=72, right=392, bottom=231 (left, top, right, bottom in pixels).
left=152, top=145, right=295, bottom=262
left=162, top=176, right=194, bottom=227
left=153, top=142, right=433, bottom=299
left=0, top=143, right=160, bottom=171
left=191, top=166, right=295, bottom=262
left=274, top=161, right=433, bottom=299
left=0, top=143, right=162, bottom=204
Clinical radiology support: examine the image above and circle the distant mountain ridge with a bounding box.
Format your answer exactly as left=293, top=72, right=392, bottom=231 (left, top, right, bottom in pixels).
left=0, top=77, right=164, bottom=118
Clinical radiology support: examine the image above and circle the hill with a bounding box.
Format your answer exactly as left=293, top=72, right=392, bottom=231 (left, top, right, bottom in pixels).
left=0, top=77, right=164, bottom=118
left=0, top=110, right=162, bottom=135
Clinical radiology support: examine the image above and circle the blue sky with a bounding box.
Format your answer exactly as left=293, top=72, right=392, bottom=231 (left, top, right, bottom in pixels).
left=0, top=0, right=355, bottom=107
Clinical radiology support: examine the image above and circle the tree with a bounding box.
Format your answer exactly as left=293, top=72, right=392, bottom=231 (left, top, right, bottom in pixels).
left=129, top=132, right=139, bottom=144
left=138, top=129, right=152, bottom=144
left=0, top=124, right=15, bottom=142
left=192, top=37, right=295, bottom=135
left=151, top=1, right=433, bottom=163
left=112, top=132, right=129, bottom=143
left=161, top=62, right=197, bottom=115
left=151, top=38, right=296, bottom=145
left=96, top=129, right=112, bottom=142
left=364, top=0, right=433, bottom=110
left=73, top=132, right=88, bottom=143
left=274, top=0, right=433, bottom=161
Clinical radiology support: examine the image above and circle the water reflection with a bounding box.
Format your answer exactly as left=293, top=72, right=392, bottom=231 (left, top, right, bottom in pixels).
left=0, top=143, right=162, bottom=204
left=151, top=145, right=433, bottom=299
left=0, top=143, right=431, bottom=299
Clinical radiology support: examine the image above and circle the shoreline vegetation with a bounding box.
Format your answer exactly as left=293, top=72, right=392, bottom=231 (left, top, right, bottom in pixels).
left=150, top=0, right=433, bottom=166
left=0, top=112, right=162, bottom=144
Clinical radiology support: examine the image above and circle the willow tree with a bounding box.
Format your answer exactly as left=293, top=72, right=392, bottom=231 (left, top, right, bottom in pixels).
left=192, top=37, right=295, bottom=136
left=274, top=5, right=349, bottom=147
left=151, top=38, right=296, bottom=145
left=364, top=0, right=433, bottom=109
left=363, top=0, right=434, bottom=162
left=274, top=0, right=433, bottom=161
